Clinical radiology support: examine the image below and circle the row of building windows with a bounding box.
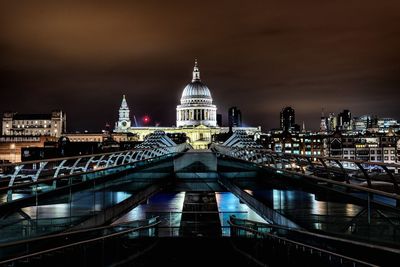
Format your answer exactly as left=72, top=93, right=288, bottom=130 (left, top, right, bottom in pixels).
left=12, top=124, right=53, bottom=129
left=10, top=120, right=53, bottom=125
left=70, top=138, right=102, bottom=142
left=343, top=149, right=395, bottom=155
left=0, top=137, right=41, bottom=142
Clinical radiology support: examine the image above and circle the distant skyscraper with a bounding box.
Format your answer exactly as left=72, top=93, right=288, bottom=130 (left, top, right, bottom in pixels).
left=216, top=114, right=223, bottom=127
left=280, top=106, right=295, bottom=132
left=302, top=121, right=306, bottom=133
left=319, top=110, right=327, bottom=133
left=338, top=109, right=351, bottom=130
left=353, top=115, right=372, bottom=133
left=228, top=107, right=242, bottom=128
left=327, top=113, right=337, bottom=132
left=115, top=95, right=132, bottom=132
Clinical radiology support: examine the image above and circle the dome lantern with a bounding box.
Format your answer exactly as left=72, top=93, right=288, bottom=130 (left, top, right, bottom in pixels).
left=192, top=59, right=201, bottom=82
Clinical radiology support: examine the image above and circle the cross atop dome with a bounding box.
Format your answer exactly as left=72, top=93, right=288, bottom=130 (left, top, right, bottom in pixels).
left=192, top=59, right=201, bottom=82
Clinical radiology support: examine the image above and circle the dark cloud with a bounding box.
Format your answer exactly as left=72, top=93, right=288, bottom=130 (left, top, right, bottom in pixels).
left=1, top=0, right=400, bottom=131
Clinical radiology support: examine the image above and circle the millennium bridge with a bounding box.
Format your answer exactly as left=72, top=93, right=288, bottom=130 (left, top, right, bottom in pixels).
left=0, top=130, right=399, bottom=266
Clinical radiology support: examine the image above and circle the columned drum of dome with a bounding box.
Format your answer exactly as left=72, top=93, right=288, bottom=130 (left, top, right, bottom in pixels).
left=176, top=60, right=217, bottom=127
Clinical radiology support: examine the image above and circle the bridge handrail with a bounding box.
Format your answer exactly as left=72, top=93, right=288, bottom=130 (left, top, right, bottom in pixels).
left=0, top=148, right=149, bottom=168
left=212, top=144, right=400, bottom=169
left=228, top=217, right=379, bottom=267
left=0, top=142, right=190, bottom=192
left=0, top=144, right=189, bottom=168
left=0, top=217, right=161, bottom=265
left=0, top=152, right=174, bottom=193
left=229, top=215, right=400, bottom=255
left=0, top=217, right=159, bottom=249
left=213, top=144, right=400, bottom=200
left=218, top=150, right=400, bottom=201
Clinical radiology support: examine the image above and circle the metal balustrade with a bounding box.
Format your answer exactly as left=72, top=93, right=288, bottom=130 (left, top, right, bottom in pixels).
left=228, top=215, right=393, bottom=266
left=212, top=144, right=400, bottom=196
left=0, top=129, right=191, bottom=187
left=214, top=139, right=400, bottom=248
left=0, top=217, right=161, bottom=266
left=0, top=144, right=188, bottom=187
left=0, top=131, right=191, bottom=205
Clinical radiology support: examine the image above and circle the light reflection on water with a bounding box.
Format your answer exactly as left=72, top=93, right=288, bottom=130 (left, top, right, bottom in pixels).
left=216, top=192, right=267, bottom=236
left=113, top=192, right=186, bottom=229
left=257, top=188, right=361, bottom=217
left=22, top=203, right=71, bottom=219
left=0, top=193, right=28, bottom=203
left=21, top=191, right=132, bottom=219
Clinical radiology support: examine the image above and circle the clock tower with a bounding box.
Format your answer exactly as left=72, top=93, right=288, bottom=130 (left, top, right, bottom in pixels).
left=115, top=95, right=132, bottom=132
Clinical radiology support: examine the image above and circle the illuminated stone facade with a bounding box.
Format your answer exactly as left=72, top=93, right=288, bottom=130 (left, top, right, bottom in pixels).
left=176, top=60, right=217, bottom=127
left=114, top=61, right=260, bottom=149
left=114, top=95, right=131, bottom=132
left=2, top=111, right=66, bottom=138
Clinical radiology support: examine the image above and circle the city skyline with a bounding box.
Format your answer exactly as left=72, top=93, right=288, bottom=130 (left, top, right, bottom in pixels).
left=1, top=1, right=400, bottom=131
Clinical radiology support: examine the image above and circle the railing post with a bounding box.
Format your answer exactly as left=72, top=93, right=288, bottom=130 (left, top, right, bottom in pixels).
left=105, top=153, right=116, bottom=168
left=318, top=158, right=331, bottom=179
left=367, top=193, right=371, bottom=225
left=69, top=158, right=82, bottom=175
left=83, top=156, right=95, bottom=172
left=381, top=165, right=400, bottom=195
left=334, top=159, right=350, bottom=184
left=32, top=161, right=48, bottom=182
left=7, top=164, right=24, bottom=200
left=355, top=162, right=372, bottom=188
left=295, top=157, right=305, bottom=174
left=95, top=155, right=106, bottom=169
left=53, top=159, right=67, bottom=189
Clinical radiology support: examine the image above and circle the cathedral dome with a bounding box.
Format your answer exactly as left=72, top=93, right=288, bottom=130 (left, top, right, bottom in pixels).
left=181, top=81, right=212, bottom=101
left=180, top=60, right=213, bottom=105
left=176, top=60, right=217, bottom=127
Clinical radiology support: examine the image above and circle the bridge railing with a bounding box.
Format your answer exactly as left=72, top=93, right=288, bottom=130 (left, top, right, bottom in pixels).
left=0, top=143, right=190, bottom=203
left=215, top=144, right=400, bottom=247
left=0, top=143, right=189, bottom=186
left=228, top=215, right=398, bottom=266
left=0, top=217, right=160, bottom=266
left=212, top=144, right=400, bottom=196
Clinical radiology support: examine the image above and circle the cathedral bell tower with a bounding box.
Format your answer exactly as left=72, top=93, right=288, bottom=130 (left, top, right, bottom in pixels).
left=115, top=95, right=132, bottom=132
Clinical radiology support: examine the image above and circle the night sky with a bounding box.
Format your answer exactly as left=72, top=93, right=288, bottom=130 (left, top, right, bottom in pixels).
left=1, top=0, right=400, bottom=131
